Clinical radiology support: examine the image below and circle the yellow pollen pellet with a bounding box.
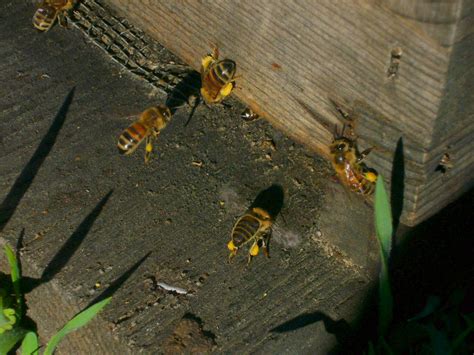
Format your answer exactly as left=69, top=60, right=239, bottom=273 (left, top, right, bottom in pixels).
left=365, top=172, right=378, bottom=182
left=227, top=240, right=236, bottom=251
left=250, top=243, right=259, bottom=256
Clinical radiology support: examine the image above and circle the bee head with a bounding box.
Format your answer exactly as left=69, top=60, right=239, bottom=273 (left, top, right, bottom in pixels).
left=157, top=105, right=172, bottom=122
left=330, top=138, right=354, bottom=165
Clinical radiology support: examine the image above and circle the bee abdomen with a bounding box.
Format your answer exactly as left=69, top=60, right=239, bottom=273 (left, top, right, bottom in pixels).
left=232, top=215, right=260, bottom=247
left=211, top=60, right=236, bottom=85
left=117, top=122, right=147, bottom=155
left=33, top=6, right=57, bottom=32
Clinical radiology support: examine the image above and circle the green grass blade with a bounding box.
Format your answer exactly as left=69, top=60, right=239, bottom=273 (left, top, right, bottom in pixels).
left=450, top=314, right=474, bottom=354
left=366, top=341, right=375, bottom=355
left=21, top=331, right=39, bottom=355
left=425, top=324, right=450, bottom=355
left=374, top=176, right=394, bottom=336
left=374, top=176, right=393, bottom=260
left=4, top=245, right=23, bottom=318
left=0, top=325, right=28, bottom=354
left=44, top=297, right=112, bottom=355
left=408, top=295, right=440, bottom=322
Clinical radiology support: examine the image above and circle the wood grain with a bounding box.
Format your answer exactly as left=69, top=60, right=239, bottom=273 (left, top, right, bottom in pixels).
left=102, top=0, right=473, bottom=225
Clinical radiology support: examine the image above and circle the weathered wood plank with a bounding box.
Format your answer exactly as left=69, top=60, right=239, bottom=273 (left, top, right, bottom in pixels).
left=0, top=3, right=375, bottom=353
left=101, top=0, right=473, bottom=225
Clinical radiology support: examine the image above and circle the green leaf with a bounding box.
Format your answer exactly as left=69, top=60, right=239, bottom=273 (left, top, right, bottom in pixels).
left=4, top=244, right=23, bottom=318
left=0, top=308, right=16, bottom=333
left=425, top=324, right=450, bottom=355
left=377, top=253, right=393, bottom=336
left=0, top=325, right=28, bottom=354
left=374, top=176, right=393, bottom=260
left=450, top=314, right=474, bottom=354
left=21, top=331, right=39, bottom=355
left=367, top=341, right=376, bottom=355
left=408, top=295, right=440, bottom=322
left=374, top=176, right=393, bottom=336
left=44, top=297, right=112, bottom=355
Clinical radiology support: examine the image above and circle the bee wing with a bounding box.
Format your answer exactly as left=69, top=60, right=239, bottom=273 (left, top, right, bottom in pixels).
left=120, top=114, right=140, bottom=122
left=271, top=222, right=301, bottom=249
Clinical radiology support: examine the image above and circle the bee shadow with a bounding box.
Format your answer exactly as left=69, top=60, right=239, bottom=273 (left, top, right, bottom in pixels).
left=249, top=184, right=285, bottom=220
left=165, top=71, right=201, bottom=127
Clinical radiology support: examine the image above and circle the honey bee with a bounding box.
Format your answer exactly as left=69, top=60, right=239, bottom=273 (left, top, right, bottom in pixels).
left=436, top=152, right=453, bottom=173
left=227, top=207, right=273, bottom=264
left=33, top=0, right=75, bottom=32
left=117, top=105, right=172, bottom=164
left=240, top=107, right=260, bottom=121
left=329, top=126, right=378, bottom=195
left=200, top=46, right=237, bottom=105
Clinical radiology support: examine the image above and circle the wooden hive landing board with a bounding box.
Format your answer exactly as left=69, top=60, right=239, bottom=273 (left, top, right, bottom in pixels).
left=103, top=0, right=474, bottom=226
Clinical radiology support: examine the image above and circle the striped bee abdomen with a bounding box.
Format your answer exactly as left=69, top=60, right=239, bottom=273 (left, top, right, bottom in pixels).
left=33, top=5, right=58, bottom=32
left=232, top=214, right=261, bottom=247
left=117, top=122, right=148, bottom=155
left=344, top=162, right=375, bottom=195
left=211, top=60, right=236, bottom=85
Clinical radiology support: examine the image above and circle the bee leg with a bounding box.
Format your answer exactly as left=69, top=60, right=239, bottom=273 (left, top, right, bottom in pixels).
left=57, top=12, right=69, bottom=28
left=262, top=230, right=272, bottom=258
left=357, top=147, right=374, bottom=162
left=201, top=55, right=215, bottom=74
left=227, top=240, right=238, bottom=263
left=218, top=82, right=235, bottom=100
left=144, top=136, right=154, bottom=164
left=184, top=95, right=201, bottom=127
left=228, top=251, right=237, bottom=264
left=210, top=44, right=219, bottom=60
left=247, top=242, right=260, bottom=264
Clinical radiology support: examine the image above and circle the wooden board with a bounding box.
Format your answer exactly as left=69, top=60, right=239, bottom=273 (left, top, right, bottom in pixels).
left=0, top=3, right=374, bottom=352
left=101, top=0, right=474, bottom=225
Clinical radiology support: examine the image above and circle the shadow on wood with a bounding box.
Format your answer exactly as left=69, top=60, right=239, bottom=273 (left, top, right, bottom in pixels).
left=0, top=88, right=75, bottom=233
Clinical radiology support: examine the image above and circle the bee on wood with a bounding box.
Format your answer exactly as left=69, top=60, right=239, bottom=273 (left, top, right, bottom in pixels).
left=228, top=207, right=273, bottom=264
left=329, top=126, right=378, bottom=195
left=436, top=152, right=453, bottom=173
left=240, top=107, right=260, bottom=122
left=200, top=45, right=237, bottom=105
left=32, top=0, right=75, bottom=32
left=117, top=105, right=172, bottom=164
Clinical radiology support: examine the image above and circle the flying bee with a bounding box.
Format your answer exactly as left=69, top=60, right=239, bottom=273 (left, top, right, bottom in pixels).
left=240, top=107, right=260, bottom=121
left=329, top=125, right=378, bottom=195
left=200, top=45, right=237, bottom=105
left=117, top=105, right=172, bottom=164
left=228, top=207, right=273, bottom=265
left=32, top=0, right=75, bottom=32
